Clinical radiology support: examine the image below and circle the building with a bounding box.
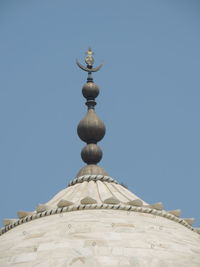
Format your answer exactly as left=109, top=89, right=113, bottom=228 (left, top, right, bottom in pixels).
left=0, top=49, right=200, bottom=267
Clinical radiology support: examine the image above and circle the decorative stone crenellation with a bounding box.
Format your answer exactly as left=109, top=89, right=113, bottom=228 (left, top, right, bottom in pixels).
left=0, top=204, right=197, bottom=237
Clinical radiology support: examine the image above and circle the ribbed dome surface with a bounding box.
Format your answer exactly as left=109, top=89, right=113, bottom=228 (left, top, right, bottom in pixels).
left=0, top=175, right=200, bottom=267
left=46, top=178, right=148, bottom=209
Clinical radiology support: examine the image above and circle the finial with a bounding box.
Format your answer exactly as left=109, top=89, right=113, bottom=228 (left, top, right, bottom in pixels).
left=76, top=49, right=108, bottom=177
left=76, top=48, right=103, bottom=82
left=85, top=47, right=94, bottom=67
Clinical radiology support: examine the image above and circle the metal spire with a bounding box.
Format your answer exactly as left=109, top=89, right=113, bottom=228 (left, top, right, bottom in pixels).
left=76, top=48, right=108, bottom=177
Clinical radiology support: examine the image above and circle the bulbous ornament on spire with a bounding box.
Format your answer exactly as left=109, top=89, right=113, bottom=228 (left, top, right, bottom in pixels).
left=76, top=49, right=108, bottom=177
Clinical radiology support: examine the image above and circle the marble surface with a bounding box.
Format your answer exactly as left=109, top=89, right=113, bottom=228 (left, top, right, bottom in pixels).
left=1, top=176, right=200, bottom=267
left=0, top=209, right=200, bottom=267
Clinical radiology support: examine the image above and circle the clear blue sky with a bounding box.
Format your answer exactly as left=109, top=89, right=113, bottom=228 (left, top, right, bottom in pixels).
left=0, top=0, right=200, bottom=228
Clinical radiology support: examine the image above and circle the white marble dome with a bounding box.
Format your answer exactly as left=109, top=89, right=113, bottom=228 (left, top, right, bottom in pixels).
left=0, top=175, right=200, bottom=267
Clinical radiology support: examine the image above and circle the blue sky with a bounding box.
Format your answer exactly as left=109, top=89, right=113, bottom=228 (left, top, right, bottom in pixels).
left=0, top=0, right=200, bottom=227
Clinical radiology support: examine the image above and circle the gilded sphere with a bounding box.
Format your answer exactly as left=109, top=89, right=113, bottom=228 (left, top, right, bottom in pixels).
left=82, top=82, right=99, bottom=99
left=81, top=144, right=102, bottom=164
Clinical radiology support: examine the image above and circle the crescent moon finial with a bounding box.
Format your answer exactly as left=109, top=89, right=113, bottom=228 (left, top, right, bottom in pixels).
left=76, top=48, right=103, bottom=74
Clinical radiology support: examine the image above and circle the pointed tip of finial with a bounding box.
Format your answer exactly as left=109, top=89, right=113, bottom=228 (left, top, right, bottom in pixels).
left=86, top=47, right=93, bottom=55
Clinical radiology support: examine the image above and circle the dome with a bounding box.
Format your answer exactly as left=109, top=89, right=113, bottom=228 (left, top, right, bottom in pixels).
left=0, top=175, right=200, bottom=266
left=1, top=49, right=200, bottom=266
